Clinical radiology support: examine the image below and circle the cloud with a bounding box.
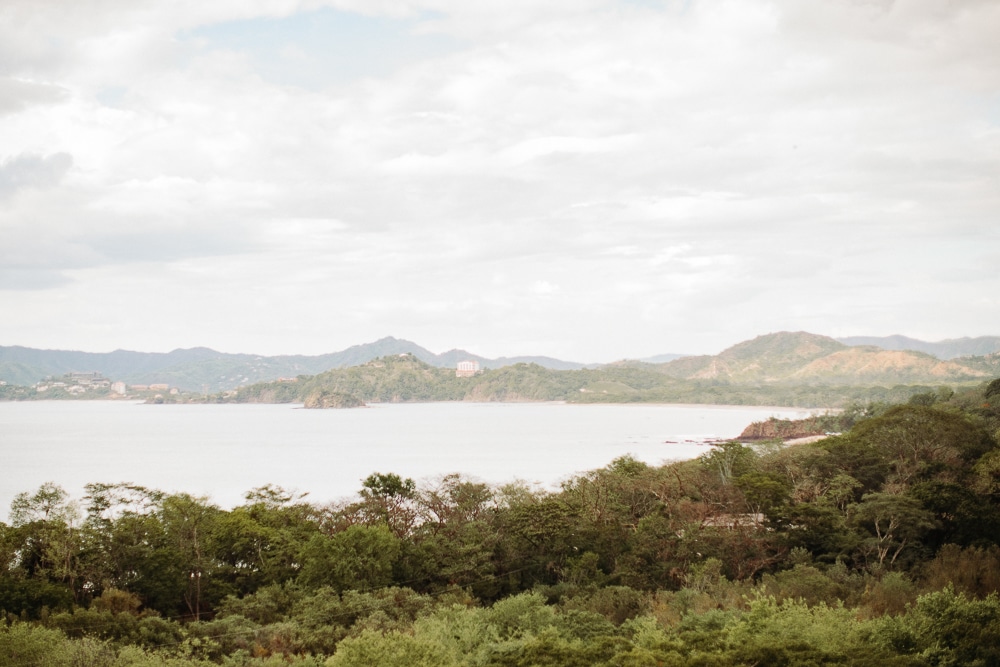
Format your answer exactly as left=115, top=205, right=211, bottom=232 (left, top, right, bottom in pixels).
left=0, top=78, right=67, bottom=116
left=0, top=0, right=998, bottom=357
left=0, top=268, right=74, bottom=291
left=0, top=153, right=73, bottom=198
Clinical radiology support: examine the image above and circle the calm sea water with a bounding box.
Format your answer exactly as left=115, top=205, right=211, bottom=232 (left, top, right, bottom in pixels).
left=0, top=401, right=814, bottom=517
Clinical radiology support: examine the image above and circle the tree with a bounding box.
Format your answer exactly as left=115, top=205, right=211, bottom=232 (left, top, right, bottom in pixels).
left=845, top=405, right=995, bottom=490
left=405, top=475, right=499, bottom=594
left=157, top=493, right=225, bottom=619
left=3, top=483, right=82, bottom=606
left=297, top=524, right=401, bottom=592
left=212, top=485, right=319, bottom=596
left=850, top=493, right=937, bottom=569
left=700, top=442, right=756, bottom=485
left=735, top=471, right=791, bottom=522
left=327, top=628, right=457, bottom=667
left=332, top=473, right=418, bottom=538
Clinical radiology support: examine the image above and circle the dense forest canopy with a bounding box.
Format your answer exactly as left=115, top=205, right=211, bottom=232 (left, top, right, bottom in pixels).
left=2, top=378, right=1000, bottom=665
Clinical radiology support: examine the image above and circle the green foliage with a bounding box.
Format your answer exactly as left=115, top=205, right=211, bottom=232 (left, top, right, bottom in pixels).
left=921, top=544, right=1000, bottom=598
left=326, top=629, right=457, bottom=667
left=850, top=492, right=938, bottom=570
left=725, top=595, right=873, bottom=665
left=297, top=525, right=401, bottom=592
left=558, top=586, right=650, bottom=625
left=4, top=390, right=1000, bottom=665
left=0, top=623, right=73, bottom=667
left=215, top=351, right=975, bottom=409
left=758, top=564, right=853, bottom=607
left=700, top=441, right=756, bottom=484
left=872, top=587, right=1000, bottom=665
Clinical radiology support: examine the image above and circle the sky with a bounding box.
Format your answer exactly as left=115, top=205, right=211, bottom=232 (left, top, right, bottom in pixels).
left=1, top=0, right=998, bottom=363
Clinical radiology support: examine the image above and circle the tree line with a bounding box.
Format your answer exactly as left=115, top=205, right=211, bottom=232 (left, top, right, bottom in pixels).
left=2, top=379, right=1000, bottom=665
left=210, top=354, right=943, bottom=409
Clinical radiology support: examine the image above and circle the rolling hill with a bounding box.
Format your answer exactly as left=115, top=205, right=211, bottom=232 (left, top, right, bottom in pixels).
left=657, top=332, right=993, bottom=385
left=835, top=334, right=1000, bottom=360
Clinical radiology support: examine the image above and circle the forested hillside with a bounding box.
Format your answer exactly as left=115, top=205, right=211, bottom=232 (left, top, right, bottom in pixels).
left=211, top=345, right=976, bottom=409
left=3, top=379, right=999, bottom=665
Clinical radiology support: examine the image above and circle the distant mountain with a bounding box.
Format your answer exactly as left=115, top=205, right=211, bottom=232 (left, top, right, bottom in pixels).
left=638, top=353, right=687, bottom=364
left=410, top=346, right=588, bottom=372
left=218, top=333, right=999, bottom=410
left=0, top=338, right=587, bottom=392
left=659, top=332, right=848, bottom=382
left=658, top=332, right=992, bottom=385
left=836, top=335, right=1000, bottom=360
left=3, top=331, right=996, bottom=397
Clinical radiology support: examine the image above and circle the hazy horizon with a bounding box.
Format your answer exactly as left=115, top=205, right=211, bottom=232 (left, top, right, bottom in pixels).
left=3, top=330, right=998, bottom=367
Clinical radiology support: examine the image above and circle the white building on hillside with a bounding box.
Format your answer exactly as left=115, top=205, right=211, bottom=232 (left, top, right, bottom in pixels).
left=456, top=360, right=480, bottom=377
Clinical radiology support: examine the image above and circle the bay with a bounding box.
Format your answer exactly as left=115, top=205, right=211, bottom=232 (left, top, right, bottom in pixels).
left=0, top=401, right=815, bottom=517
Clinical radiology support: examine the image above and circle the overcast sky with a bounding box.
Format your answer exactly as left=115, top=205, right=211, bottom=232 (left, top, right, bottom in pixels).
left=1, top=0, right=997, bottom=363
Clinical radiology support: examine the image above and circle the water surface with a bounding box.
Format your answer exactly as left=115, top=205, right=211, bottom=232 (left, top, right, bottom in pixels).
left=0, top=401, right=814, bottom=515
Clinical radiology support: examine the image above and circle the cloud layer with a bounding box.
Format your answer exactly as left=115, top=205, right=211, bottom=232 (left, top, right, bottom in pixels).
left=1, top=0, right=998, bottom=360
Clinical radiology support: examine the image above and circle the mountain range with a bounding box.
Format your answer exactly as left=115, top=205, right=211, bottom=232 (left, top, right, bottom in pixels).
left=1, top=332, right=998, bottom=393
left=834, top=335, right=1000, bottom=360
left=0, top=337, right=588, bottom=392
left=659, top=332, right=998, bottom=385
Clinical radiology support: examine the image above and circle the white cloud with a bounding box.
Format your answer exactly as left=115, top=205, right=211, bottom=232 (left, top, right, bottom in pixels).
left=0, top=0, right=998, bottom=359
left=0, top=152, right=73, bottom=197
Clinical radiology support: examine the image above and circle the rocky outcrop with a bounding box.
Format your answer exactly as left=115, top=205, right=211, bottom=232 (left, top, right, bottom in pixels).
left=739, top=416, right=835, bottom=441
left=302, top=390, right=365, bottom=409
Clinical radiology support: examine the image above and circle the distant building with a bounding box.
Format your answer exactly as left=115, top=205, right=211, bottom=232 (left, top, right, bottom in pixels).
left=65, top=371, right=106, bottom=385
left=111, top=382, right=127, bottom=395
left=149, top=383, right=169, bottom=391
left=456, top=360, right=480, bottom=377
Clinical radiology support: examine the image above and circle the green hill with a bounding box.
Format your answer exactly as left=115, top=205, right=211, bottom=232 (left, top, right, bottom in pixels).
left=660, top=332, right=848, bottom=382
left=215, top=344, right=992, bottom=409
left=658, top=332, right=991, bottom=385
left=837, top=334, right=1000, bottom=359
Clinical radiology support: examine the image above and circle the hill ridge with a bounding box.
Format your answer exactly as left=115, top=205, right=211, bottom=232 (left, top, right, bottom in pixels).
left=0, top=338, right=590, bottom=392
left=3, top=330, right=998, bottom=395
left=657, top=332, right=993, bottom=385
left=836, top=334, right=1000, bottom=360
